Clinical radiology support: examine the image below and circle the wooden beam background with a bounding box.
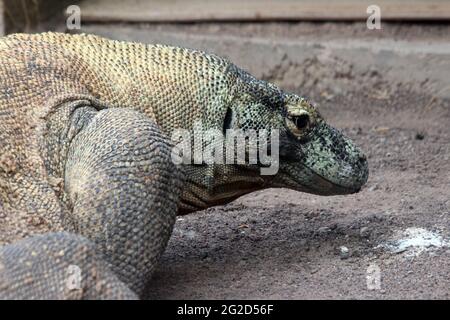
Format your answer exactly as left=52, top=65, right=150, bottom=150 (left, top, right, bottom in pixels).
left=78, top=0, right=450, bottom=22
left=2, top=0, right=74, bottom=34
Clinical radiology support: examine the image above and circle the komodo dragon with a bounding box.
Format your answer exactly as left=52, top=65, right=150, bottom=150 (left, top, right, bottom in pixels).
left=0, top=32, right=368, bottom=299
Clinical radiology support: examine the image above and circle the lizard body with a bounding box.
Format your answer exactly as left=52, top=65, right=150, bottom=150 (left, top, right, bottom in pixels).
left=0, top=33, right=368, bottom=299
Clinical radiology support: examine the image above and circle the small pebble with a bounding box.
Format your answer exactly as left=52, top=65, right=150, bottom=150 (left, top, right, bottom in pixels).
left=415, top=133, right=425, bottom=140
left=317, top=227, right=331, bottom=234
left=360, top=227, right=370, bottom=238
left=339, top=246, right=350, bottom=259
left=393, top=247, right=407, bottom=254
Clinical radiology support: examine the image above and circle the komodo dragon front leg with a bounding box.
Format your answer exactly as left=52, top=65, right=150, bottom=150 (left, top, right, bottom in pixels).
left=0, top=103, right=183, bottom=299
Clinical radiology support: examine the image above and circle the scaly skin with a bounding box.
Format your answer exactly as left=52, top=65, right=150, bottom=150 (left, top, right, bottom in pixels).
left=0, top=32, right=368, bottom=299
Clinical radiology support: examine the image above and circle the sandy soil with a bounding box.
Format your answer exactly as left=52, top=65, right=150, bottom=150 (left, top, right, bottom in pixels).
left=66, top=21, right=450, bottom=299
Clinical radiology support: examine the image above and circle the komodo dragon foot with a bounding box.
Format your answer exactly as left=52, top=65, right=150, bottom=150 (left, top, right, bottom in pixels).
left=1, top=105, right=183, bottom=299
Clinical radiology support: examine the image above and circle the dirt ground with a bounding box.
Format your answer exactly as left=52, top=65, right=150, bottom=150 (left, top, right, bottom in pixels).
left=67, top=22, right=450, bottom=299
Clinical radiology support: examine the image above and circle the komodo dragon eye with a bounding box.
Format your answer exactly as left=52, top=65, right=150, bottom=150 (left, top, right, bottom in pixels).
left=285, top=110, right=312, bottom=136
left=291, top=114, right=310, bottom=129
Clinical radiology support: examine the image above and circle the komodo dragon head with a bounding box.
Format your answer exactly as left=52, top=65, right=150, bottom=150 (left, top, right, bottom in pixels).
left=175, top=65, right=369, bottom=213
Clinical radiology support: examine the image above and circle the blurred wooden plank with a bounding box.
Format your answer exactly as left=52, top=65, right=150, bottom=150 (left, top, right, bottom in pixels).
left=78, top=0, right=450, bottom=22
left=0, top=0, right=4, bottom=36
left=2, top=0, right=73, bottom=34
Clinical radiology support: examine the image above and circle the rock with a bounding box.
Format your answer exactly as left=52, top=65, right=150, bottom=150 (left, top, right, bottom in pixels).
left=339, top=246, right=350, bottom=259
left=182, top=230, right=198, bottom=240
left=415, top=132, right=425, bottom=140
left=317, top=226, right=331, bottom=234
left=393, top=247, right=407, bottom=254
left=360, top=227, right=370, bottom=238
